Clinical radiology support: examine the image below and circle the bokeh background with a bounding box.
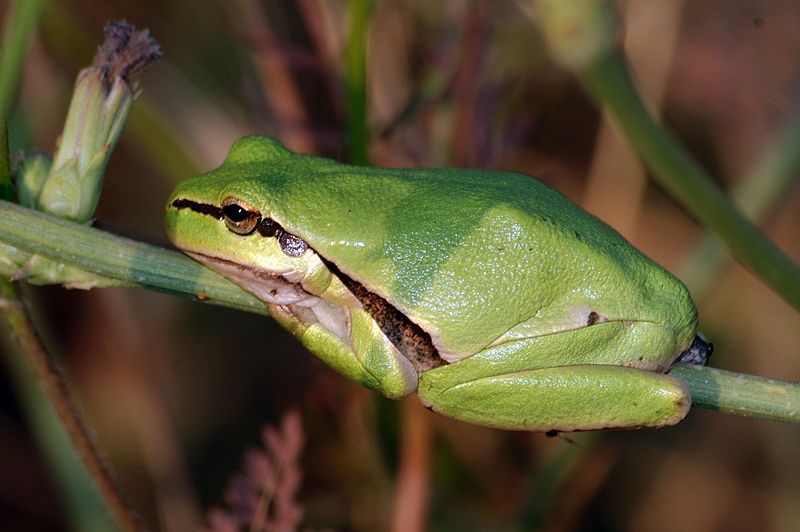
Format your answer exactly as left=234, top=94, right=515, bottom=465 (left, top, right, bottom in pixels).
left=1, top=0, right=799, bottom=530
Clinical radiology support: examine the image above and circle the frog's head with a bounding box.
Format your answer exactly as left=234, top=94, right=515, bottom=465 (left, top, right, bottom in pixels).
left=166, top=136, right=420, bottom=399
left=164, top=136, right=350, bottom=307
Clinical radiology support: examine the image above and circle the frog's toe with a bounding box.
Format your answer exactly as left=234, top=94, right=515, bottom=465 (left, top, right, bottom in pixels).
left=675, top=332, right=713, bottom=366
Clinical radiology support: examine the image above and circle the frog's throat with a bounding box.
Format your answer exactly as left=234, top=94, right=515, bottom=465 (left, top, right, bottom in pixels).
left=184, top=250, right=447, bottom=373
left=186, top=251, right=310, bottom=305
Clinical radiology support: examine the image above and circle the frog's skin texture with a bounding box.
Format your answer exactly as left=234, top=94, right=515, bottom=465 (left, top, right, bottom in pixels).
left=165, top=136, right=701, bottom=432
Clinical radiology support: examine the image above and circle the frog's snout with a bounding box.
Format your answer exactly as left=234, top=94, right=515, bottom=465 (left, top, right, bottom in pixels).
left=676, top=332, right=713, bottom=366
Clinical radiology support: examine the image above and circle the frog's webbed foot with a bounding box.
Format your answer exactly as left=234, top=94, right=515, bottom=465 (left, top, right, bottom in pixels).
left=675, top=333, right=713, bottom=366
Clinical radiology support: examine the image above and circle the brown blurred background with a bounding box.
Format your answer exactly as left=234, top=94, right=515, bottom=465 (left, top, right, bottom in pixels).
left=1, top=0, right=799, bottom=530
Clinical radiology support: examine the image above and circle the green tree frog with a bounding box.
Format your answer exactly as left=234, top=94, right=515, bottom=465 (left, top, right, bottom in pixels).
left=165, top=136, right=711, bottom=432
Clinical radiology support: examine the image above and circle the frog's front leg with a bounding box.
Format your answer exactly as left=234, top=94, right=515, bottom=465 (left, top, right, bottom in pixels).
left=270, top=303, right=418, bottom=399
left=417, top=339, right=691, bottom=432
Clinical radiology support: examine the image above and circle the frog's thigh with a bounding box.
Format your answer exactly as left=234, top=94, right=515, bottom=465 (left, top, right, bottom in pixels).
left=417, top=364, right=690, bottom=431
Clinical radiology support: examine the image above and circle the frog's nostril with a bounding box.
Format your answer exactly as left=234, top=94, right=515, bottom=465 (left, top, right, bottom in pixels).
left=676, top=332, right=713, bottom=366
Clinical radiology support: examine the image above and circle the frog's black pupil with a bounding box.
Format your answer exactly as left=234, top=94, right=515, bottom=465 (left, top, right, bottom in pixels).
left=223, top=204, right=251, bottom=222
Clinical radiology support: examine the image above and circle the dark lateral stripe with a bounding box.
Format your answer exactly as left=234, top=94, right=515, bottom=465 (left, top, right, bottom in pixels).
left=172, top=198, right=285, bottom=238
left=320, top=256, right=445, bottom=371
left=257, top=217, right=281, bottom=237
left=171, top=198, right=223, bottom=219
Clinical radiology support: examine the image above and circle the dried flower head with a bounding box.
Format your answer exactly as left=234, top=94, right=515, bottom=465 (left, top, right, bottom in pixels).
left=207, top=410, right=305, bottom=532
left=35, top=20, right=161, bottom=222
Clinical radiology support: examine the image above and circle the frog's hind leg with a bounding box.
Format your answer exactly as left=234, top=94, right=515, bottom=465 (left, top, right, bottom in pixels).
left=417, top=364, right=691, bottom=432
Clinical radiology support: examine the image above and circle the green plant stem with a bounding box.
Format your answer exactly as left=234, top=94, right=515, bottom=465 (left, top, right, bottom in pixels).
left=0, top=281, right=138, bottom=531
left=0, top=199, right=267, bottom=314
left=0, top=2, right=138, bottom=528
left=672, top=364, right=800, bottom=423
left=0, top=120, right=8, bottom=201
left=578, top=52, right=800, bottom=310
left=0, top=0, right=47, bottom=197
left=0, top=314, right=117, bottom=532
left=0, top=200, right=797, bottom=425
left=344, top=0, right=372, bottom=165
left=682, top=113, right=800, bottom=297
left=0, top=0, right=47, bottom=117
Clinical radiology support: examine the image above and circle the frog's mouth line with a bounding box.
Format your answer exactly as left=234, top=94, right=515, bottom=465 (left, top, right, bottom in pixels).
left=184, top=250, right=310, bottom=306
left=187, top=248, right=447, bottom=373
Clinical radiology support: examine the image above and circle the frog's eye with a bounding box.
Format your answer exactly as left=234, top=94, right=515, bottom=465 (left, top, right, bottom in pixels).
left=222, top=197, right=261, bottom=235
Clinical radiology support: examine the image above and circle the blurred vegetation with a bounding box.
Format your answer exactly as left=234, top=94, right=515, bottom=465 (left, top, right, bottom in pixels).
left=0, top=0, right=798, bottom=530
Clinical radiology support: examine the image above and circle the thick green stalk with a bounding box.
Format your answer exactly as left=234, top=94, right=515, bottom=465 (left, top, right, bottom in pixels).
left=0, top=0, right=47, bottom=199
left=681, top=113, right=800, bottom=297
left=579, top=53, right=800, bottom=310
left=0, top=0, right=47, bottom=120
left=0, top=199, right=266, bottom=314
left=0, top=121, right=8, bottom=201
left=344, top=0, right=372, bottom=165
left=0, top=200, right=797, bottom=425
left=535, top=0, right=799, bottom=309
left=672, top=364, right=799, bottom=423
left=0, top=2, right=134, bottom=529
left=0, top=281, right=130, bottom=531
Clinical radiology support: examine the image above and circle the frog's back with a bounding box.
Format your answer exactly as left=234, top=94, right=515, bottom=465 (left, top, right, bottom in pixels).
left=223, top=137, right=695, bottom=360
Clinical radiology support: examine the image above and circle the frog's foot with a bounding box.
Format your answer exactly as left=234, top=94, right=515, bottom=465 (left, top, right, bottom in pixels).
left=675, top=333, right=713, bottom=366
